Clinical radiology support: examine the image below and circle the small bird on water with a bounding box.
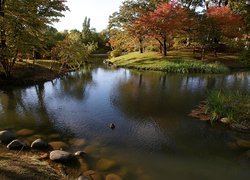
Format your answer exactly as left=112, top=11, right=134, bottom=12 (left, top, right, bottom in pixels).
left=109, top=123, right=115, bottom=130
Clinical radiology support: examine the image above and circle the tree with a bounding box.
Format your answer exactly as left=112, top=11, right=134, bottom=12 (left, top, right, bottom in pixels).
left=0, top=0, right=68, bottom=78
left=52, top=30, right=97, bottom=73
left=109, top=0, right=155, bottom=53
left=138, top=3, right=190, bottom=56
left=207, top=6, right=244, bottom=39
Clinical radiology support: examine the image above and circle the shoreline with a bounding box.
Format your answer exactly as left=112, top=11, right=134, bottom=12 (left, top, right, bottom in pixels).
left=106, top=51, right=250, bottom=74
left=0, top=129, right=125, bottom=179
left=0, top=61, right=72, bottom=89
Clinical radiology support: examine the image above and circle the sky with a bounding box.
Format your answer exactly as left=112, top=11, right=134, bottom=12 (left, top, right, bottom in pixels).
left=53, top=0, right=124, bottom=32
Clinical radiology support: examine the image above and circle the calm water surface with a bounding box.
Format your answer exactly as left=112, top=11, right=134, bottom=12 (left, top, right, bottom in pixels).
left=0, top=62, right=250, bottom=179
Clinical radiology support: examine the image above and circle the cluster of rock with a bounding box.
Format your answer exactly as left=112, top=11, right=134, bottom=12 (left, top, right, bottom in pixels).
left=0, top=129, right=123, bottom=180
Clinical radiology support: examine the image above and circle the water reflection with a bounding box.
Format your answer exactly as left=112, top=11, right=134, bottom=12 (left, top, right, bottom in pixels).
left=111, top=71, right=250, bottom=120
left=0, top=66, right=249, bottom=180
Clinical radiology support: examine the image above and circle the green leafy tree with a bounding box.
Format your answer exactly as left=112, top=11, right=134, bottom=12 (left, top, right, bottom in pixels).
left=52, top=32, right=97, bottom=73
left=0, top=0, right=68, bottom=77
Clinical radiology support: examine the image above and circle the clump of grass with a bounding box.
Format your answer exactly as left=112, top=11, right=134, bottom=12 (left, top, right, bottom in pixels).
left=206, top=90, right=250, bottom=124
left=108, top=52, right=229, bottom=74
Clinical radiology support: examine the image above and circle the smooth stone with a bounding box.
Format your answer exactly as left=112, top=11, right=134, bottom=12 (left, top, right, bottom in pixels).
left=219, top=117, right=231, bottom=124
left=84, top=170, right=102, bottom=180
left=106, top=174, right=122, bottom=180
left=49, top=150, right=74, bottom=162
left=69, top=138, right=86, bottom=147
left=96, top=158, right=117, bottom=171
left=78, top=175, right=91, bottom=180
left=49, top=141, right=69, bottom=150
left=0, top=130, right=16, bottom=144
left=26, top=134, right=44, bottom=144
left=7, top=139, right=27, bottom=150
left=48, top=134, right=61, bottom=139
left=16, top=129, right=34, bottom=136
left=75, top=151, right=87, bottom=157
left=236, top=139, right=250, bottom=148
left=31, top=139, right=48, bottom=149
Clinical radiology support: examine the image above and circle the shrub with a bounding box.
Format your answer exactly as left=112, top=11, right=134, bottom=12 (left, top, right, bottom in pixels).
left=110, top=49, right=122, bottom=58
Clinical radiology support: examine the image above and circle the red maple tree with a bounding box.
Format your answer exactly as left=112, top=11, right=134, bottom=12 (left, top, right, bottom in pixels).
left=137, top=3, right=190, bottom=56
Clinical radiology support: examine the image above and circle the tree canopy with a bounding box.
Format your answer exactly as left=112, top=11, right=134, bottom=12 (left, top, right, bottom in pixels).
left=0, top=0, right=68, bottom=77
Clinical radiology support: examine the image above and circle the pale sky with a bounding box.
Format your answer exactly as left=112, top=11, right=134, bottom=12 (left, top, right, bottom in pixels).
left=53, top=0, right=124, bottom=32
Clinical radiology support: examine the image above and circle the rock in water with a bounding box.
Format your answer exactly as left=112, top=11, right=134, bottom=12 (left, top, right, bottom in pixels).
left=69, top=138, right=86, bottom=147
left=75, top=151, right=87, bottom=157
left=7, top=139, right=26, bottom=150
left=31, top=139, right=48, bottom=149
left=48, top=141, right=69, bottom=150
left=84, top=170, right=102, bottom=180
left=50, top=150, right=75, bottom=162
left=16, top=129, right=34, bottom=136
left=0, top=130, right=16, bottom=144
left=219, top=117, right=231, bottom=124
left=96, top=158, right=117, bottom=171
left=106, top=174, right=122, bottom=180
left=78, top=175, right=91, bottom=180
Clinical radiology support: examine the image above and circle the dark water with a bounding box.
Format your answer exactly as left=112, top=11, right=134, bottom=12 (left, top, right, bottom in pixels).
left=0, top=62, right=250, bottom=179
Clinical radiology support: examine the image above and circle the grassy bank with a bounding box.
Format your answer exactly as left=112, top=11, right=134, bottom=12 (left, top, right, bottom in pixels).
left=0, top=61, right=61, bottom=87
left=108, top=51, right=235, bottom=73
left=206, top=91, right=250, bottom=125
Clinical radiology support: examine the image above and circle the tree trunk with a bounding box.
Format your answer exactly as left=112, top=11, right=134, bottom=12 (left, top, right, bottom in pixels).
left=163, top=37, right=167, bottom=56
left=139, top=38, right=143, bottom=53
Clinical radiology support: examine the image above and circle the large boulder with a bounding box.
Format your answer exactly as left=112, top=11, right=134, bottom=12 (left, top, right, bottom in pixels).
left=0, top=130, right=16, bottom=144
left=31, top=139, right=48, bottom=150
left=7, top=139, right=27, bottom=150
left=49, top=150, right=75, bottom=162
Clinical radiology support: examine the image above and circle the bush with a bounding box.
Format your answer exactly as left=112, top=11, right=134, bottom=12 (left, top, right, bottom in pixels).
left=110, top=49, right=122, bottom=58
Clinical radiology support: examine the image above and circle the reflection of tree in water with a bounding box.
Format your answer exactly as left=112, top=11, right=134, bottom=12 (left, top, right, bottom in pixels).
left=111, top=71, right=250, bottom=121
left=58, top=66, right=93, bottom=101
left=0, top=83, right=73, bottom=137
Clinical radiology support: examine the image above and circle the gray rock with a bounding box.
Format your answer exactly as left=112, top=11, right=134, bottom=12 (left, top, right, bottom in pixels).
left=78, top=175, right=91, bottom=180
left=50, top=150, right=75, bottom=162
left=220, top=117, right=231, bottom=124
left=0, top=130, right=16, bottom=144
left=74, top=151, right=87, bottom=157
left=31, top=139, right=48, bottom=149
left=7, top=139, right=26, bottom=150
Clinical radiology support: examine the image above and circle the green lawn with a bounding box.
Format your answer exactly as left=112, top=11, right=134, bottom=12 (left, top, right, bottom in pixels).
left=108, top=51, right=234, bottom=73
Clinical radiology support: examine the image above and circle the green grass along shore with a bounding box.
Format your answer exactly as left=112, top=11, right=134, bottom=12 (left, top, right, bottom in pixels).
left=107, top=51, right=234, bottom=73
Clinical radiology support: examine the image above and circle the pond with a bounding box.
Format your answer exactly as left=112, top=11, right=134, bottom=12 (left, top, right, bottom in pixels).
left=0, top=61, right=250, bottom=179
